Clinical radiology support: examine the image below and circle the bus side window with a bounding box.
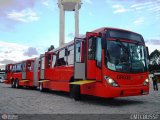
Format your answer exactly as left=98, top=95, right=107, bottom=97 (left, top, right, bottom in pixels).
left=68, top=45, right=74, bottom=65
left=17, top=63, right=22, bottom=72
left=27, top=62, right=31, bottom=71
left=76, top=42, right=81, bottom=62
left=88, top=37, right=96, bottom=60
left=41, top=57, right=45, bottom=70
left=57, top=49, right=67, bottom=66
left=96, top=37, right=102, bottom=67
left=22, top=63, right=26, bottom=72
left=38, top=60, right=40, bottom=70
left=52, top=55, right=57, bottom=68
left=46, top=54, right=51, bottom=68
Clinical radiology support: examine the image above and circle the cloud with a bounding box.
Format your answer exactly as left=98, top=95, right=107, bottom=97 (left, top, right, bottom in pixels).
left=42, top=0, right=50, bottom=6
left=112, top=4, right=128, bottom=14
left=133, top=17, right=144, bottom=26
left=130, top=2, right=153, bottom=9
left=0, top=0, right=38, bottom=30
left=0, top=59, right=16, bottom=69
left=109, top=0, right=160, bottom=20
left=0, top=0, right=37, bottom=15
left=23, top=47, right=38, bottom=57
left=110, top=0, right=151, bottom=3
left=0, top=41, right=39, bottom=67
left=145, top=37, right=160, bottom=54
left=130, top=1, right=160, bottom=18
left=41, top=0, right=57, bottom=11
left=0, top=59, right=16, bottom=64
left=7, top=8, right=39, bottom=23
left=0, top=41, right=28, bottom=51
left=149, top=39, right=160, bottom=45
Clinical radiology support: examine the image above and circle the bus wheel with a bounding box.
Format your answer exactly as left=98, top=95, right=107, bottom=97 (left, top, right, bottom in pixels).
left=39, top=83, right=44, bottom=92
left=11, top=80, right=15, bottom=88
left=15, top=79, right=19, bottom=88
left=70, top=84, right=81, bottom=101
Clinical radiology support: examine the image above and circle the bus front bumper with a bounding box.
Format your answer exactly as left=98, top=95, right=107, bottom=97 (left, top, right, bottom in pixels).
left=80, top=82, right=149, bottom=98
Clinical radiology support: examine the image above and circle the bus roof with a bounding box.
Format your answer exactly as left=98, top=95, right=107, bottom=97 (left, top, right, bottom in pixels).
left=49, top=27, right=142, bottom=53
left=6, top=58, right=36, bottom=65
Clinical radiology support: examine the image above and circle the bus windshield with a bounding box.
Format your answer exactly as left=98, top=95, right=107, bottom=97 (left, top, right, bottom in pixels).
left=106, top=40, right=148, bottom=73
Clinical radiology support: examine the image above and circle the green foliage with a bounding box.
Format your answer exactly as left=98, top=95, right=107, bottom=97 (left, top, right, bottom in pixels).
left=48, top=45, right=55, bottom=52
left=149, top=49, right=160, bottom=72
left=149, top=49, right=160, bottom=60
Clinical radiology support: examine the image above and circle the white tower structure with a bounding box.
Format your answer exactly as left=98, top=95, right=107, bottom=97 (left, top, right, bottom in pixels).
left=58, top=0, right=81, bottom=46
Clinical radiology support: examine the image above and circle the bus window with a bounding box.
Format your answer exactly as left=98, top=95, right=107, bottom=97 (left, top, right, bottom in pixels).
left=46, top=54, right=52, bottom=68
left=31, top=61, right=34, bottom=71
left=96, top=37, right=102, bottom=67
left=9, top=65, right=12, bottom=73
left=16, top=63, right=22, bottom=72
left=52, top=55, right=57, bottom=68
left=12, top=65, right=15, bottom=72
left=41, top=57, right=45, bottom=69
left=22, top=62, right=26, bottom=72
left=76, top=42, right=81, bottom=62
left=88, top=37, right=96, bottom=60
left=5, top=66, right=8, bottom=73
left=57, top=49, right=67, bottom=66
left=68, top=45, right=74, bottom=65
left=27, top=62, right=32, bottom=71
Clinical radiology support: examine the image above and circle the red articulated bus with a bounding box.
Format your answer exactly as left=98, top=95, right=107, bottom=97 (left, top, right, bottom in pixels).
left=5, top=58, right=39, bottom=89
left=5, top=27, right=149, bottom=100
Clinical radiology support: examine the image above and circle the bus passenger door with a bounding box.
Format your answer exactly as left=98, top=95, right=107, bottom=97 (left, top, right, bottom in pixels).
left=33, top=58, right=39, bottom=86
left=22, top=62, right=26, bottom=79
left=86, top=32, right=102, bottom=81
left=40, top=56, right=45, bottom=80
left=74, top=38, right=86, bottom=80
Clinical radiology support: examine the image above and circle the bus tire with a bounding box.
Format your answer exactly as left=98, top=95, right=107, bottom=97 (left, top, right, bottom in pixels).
left=39, top=83, right=44, bottom=92
left=11, top=80, right=15, bottom=88
left=15, top=79, right=19, bottom=88
left=70, top=84, right=81, bottom=101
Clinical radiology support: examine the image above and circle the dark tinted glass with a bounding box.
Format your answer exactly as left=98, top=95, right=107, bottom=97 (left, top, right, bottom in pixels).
left=109, top=30, right=143, bottom=42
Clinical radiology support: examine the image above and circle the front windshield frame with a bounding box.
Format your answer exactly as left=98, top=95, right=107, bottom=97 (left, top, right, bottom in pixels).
left=105, top=33, right=148, bottom=73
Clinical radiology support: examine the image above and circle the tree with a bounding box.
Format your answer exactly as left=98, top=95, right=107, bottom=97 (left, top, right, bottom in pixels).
left=48, top=45, right=55, bottom=52
left=149, top=49, right=160, bottom=65
left=149, top=49, right=160, bottom=72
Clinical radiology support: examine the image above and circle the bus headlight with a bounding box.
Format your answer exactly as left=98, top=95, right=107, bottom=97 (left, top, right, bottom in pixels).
left=143, top=78, right=149, bottom=86
left=104, top=76, right=119, bottom=87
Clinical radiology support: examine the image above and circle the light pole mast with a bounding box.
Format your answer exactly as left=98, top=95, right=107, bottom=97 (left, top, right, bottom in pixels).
left=58, top=0, right=82, bottom=46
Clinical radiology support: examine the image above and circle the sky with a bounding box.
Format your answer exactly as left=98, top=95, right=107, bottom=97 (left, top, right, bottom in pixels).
left=0, top=0, right=160, bottom=69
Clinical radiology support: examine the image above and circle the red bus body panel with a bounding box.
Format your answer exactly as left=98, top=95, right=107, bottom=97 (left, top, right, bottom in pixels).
left=43, top=65, right=74, bottom=92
